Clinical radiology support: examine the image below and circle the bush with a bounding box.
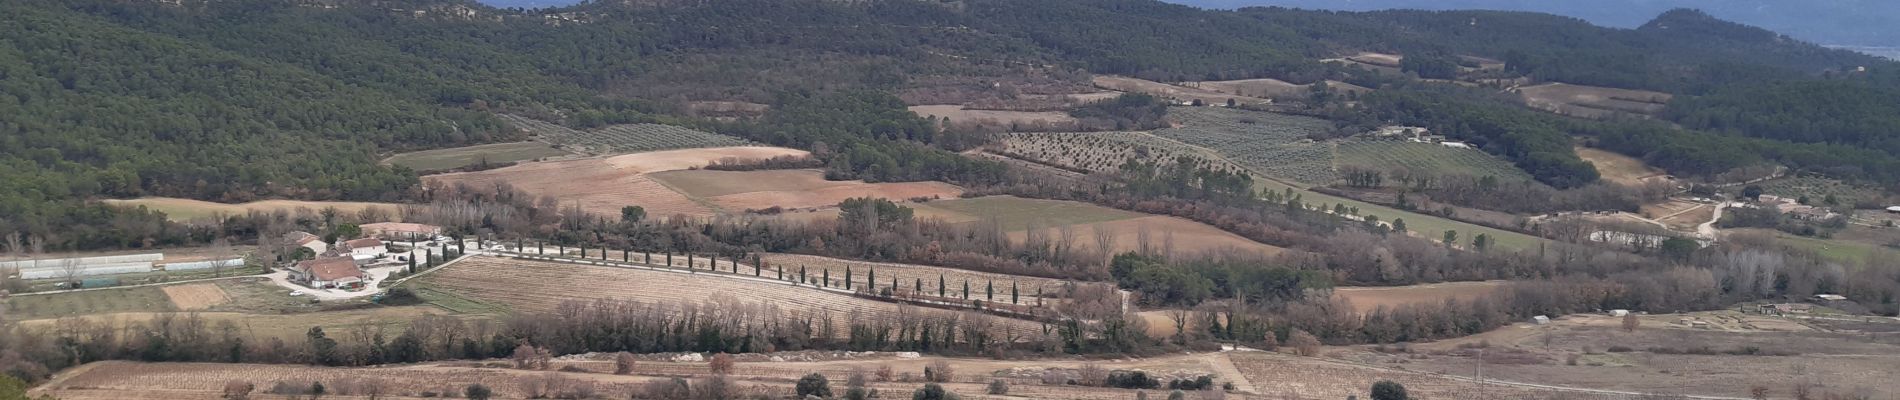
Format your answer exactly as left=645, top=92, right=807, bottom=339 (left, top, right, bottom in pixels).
left=987, top=380, right=1010, bottom=395
left=464, top=384, right=493, bottom=400
left=708, top=353, right=735, bottom=375
left=1606, top=346, right=1633, bottom=353
left=614, top=352, right=638, bottom=375
left=924, top=360, right=955, bottom=383
left=558, top=365, right=589, bottom=373
left=1371, top=380, right=1408, bottom=400
left=643, top=378, right=692, bottom=400
left=222, top=381, right=255, bottom=399
left=1104, top=370, right=1160, bottom=389
left=1167, top=390, right=1186, bottom=400
left=797, top=373, right=833, bottom=398
left=912, top=383, right=958, bottom=400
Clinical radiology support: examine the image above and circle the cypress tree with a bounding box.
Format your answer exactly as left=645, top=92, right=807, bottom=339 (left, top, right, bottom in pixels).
left=845, top=267, right=853, bottom=290
left=962, top=280, right=969, bottom=299
left=986, top=280, right=993, bottom=301
left=915, top=278, right=923, bottom=294
left=823, top=269, right=830, bottom=287
left=938, top=275, right=946, bottom=297
left=407, top=253, right=416, bottom=274
left=867, top=268, right=875, bottom=291
left=800, top=266, right=807, bottom=283
left=1012, top=281, right=1019, bottom=304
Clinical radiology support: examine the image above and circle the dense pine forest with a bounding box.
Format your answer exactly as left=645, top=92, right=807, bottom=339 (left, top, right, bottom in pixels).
left=5, top=0, right=1900, bottom=250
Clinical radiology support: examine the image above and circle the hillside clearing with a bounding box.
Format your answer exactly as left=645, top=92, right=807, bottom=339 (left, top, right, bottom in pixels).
left=383, top=141, right=571, bottom=171
left=1515, top=83, right=1672, bottom=119
left=424, top=146, right=808, bottom=218
left=1575, top=146, right=1668, bottom=185
left=1180, top=78, right=1372, bottom=100
left=102, top=198, right=403, bottom=222
left=923, top=196, right=1146, bottom=231
left=1091, top=75, right=1268, bottom=106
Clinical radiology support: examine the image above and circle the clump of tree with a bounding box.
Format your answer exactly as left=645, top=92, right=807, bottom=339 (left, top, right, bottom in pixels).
left=1071, top=93, right=1170, bottom=131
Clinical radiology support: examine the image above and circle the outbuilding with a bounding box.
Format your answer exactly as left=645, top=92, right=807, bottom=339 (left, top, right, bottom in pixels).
left=1531, top=315, right=1551, bottom=325
left=1886, top=206, right=1900, bottom=214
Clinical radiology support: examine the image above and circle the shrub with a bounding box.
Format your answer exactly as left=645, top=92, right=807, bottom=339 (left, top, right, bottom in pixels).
left=1288, top=329, right=1322, bottom=357
left=1167, top=390, right=1186, bottom=400
left=797, top=373, right=833, bottom=398
left=558, top=365, right=589, bottom=373
left=874, top=365, right=895, bottom=382
left=463, top=384, right=492, bottom=400
left=1104, top=370, right=1160, bottom=389
left=987, top=380, right=1010, bottom=395
left=708, top=353, right=736, bottom=375
left=614, top=352, right=638, bottom=375
left=1371, top=380, right=1408, bottom=400
left=912, top=383, right=958, bottom=400
left=1606, top=346, right=1633, bottom=353
left=222, top=381, right=255, bottom=399
left=1076, top=363, right=1108, bottom=386
left=924, top=360, right=955, bottom=383
left=643, top=378, right=692, bottom=400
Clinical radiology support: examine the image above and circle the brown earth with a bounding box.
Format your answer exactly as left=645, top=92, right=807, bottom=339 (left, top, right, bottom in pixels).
left=158, top=283, right=230, bottom=310
left=424, top=146, right=808, bottom=218
left=1331, top=281, right=1508, bottom=315
left=1006, top=215, right=1285, bottom=258
left=908, top=104, right=1078, bottom=126
left=103, top=198, right=403, bottom=222
left=1575, top=146, right=1668, bottom=186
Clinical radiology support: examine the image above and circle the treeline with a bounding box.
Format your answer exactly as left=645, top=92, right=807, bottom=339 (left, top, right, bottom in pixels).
left=711, top=91, right=1007, bottom=185
left=1334, top=167, right=1673, bottom=214
left=1068, top=93, right=1170, bottom=131
left=1109, top=253, right=1330, bottom=307
left=1665, top=79, right=1900, bottom=158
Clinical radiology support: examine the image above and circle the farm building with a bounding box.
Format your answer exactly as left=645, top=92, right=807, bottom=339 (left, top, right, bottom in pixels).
left=1815, top=294, right=1847, bottom=301
left=1609, top=309, right=1630, bottom=317
left=1760, top=303, right=1812, bottom=314
left=362, top=222, right=442, bottom=241
left=284, top=231, right=327, bottom=255
left=342, top=238, right=387, bottom=258
left=1531, top=315, right=1551, bottom=324
left=289, top=257, right=367, bottom=289
left=1886, top=206, right=1900, bottom=213
left=2, top=253, right=160, bottom=280
left=1440, top=141, right=1471, bottom=149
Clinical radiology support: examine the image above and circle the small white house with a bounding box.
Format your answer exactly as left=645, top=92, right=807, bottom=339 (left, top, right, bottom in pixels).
left=1440, top=141, right=1471, bottom=149
left=1531, top=315, right=1551, bottom=325
left=1815, top=294, right=1848, bottom=301
left=344, top=238, right=388, bottom=258
left=1609, top=309, right=1630, bottom=317
left=1886, top=206, right=1900, bottom=214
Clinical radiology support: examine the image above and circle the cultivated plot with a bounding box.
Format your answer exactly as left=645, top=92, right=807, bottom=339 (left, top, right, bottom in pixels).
left=1336, top=140, right=1532, bottom=182
left=103, top=198, right=403, bottom=222
left=649, top=169, right=963, bottom=212
left=424, top=147, right=808, bottom=218
left=500, top=114, right=754, bottom=155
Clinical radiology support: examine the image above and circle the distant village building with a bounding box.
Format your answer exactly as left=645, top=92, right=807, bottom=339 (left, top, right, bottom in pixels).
left=362, top=222, right=442, bottom=241
left=289, top=257, right=367, bottom=290
left=1815, top=294, right=1847, bottom=301
left=1440, top=141, right=1471, bottom=149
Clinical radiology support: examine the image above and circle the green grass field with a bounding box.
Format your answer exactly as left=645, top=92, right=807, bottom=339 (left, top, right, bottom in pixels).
left=4, top=286, right=177, bottom=319
left=1770, top=232, right=1884, bottom=265
left=1253, top=179, right=1547, bottom=251
left=385, top=141, right=571, bottom=171
left=924, top=196, right=1145, bottom=231
left=1335, top=140, right=1533, bottom=181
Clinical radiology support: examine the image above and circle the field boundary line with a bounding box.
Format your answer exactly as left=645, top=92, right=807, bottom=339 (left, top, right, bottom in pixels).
left=1295, top=354, right=1751, bottom=400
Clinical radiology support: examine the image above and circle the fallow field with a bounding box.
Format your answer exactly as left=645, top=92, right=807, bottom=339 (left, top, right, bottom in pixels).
left=1178, top=78, right=1372, bottom=100
left=1330, top=281, right=1509, bottom=315
left=922, top=196, right=1285, bottom=257
left=423, top=146, right=808, bottom=218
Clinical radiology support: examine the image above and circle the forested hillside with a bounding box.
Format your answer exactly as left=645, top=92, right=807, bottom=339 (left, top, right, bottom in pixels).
left=6, top=0, right=1900, bottom=250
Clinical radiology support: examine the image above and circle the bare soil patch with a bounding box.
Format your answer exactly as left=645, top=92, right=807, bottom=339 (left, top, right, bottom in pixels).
left=15, top=306, right=454, bottom=340
left=1331, top=281, right=1507, bottom=315
left=158, top=283, right=230, bottom=310
left=425, top=147, right=807, bottom=218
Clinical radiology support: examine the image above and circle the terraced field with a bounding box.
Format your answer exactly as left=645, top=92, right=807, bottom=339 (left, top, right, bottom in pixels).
left=416, top=256, right=1043, bottom=336
left=1335, top=139, right=1532, bottom=181
left=500, top=114, right=752, bottom=155
left=1151, top=107, right=1339, bottom=184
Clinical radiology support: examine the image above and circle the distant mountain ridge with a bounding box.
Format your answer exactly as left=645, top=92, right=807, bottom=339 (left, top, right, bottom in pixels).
left=1165, top=0, right=1900, bottom=47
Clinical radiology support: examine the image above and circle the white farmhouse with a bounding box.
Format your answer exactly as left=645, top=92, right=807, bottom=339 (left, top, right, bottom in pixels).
left=344, top=238, right=388, bottom=258
left=285, top=231, right=328, bottom=255
left=1440, top=141, right=1472, bottom=149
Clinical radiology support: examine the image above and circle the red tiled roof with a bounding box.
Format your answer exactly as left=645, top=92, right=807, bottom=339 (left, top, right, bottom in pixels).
left=294, top=257, right=363, bottom=282
left=344, top=238, right=384, bottom=248
left=286, top=231, right=320, bottom=246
